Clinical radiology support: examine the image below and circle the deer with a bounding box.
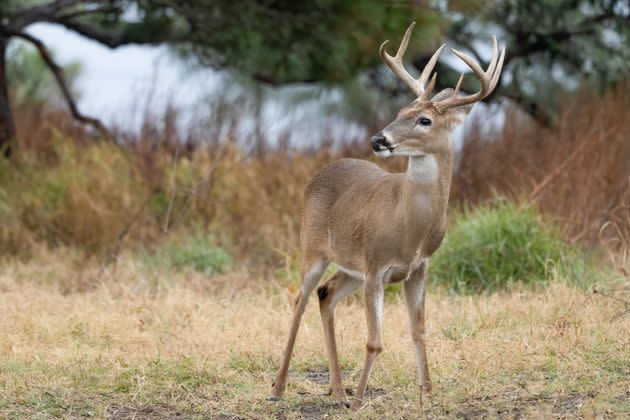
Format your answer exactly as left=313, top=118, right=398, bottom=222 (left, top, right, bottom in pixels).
left=269, top=22, right=505, bottom=411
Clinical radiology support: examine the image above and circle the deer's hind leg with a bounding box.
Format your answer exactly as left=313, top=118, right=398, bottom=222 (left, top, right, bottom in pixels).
left=317, top=269, right=364, bottom=403
left=271, top=257, right=329, bottom=400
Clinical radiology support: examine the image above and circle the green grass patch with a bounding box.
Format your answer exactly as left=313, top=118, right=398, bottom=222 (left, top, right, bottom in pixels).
left=150, top=234, right=233, bottom=276
left=431, top=199, right=599, bottom=293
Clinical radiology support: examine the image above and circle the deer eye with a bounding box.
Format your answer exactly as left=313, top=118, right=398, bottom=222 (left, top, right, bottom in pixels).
left=418, top=117, right=432, bottom=127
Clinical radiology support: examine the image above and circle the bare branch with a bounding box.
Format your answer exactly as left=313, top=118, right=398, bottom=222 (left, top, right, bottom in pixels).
left=3, top=29, right=111, bottom=140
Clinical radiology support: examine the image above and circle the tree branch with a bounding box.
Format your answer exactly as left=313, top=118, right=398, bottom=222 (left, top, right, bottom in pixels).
left=49, top=16, right=188, bottom=49
left=445, top=34, right=485, bottom=65
left=506, top=10, right=619, bottom=66
left=8, top=0, right=86, bottom=30
left=56, top=6, right=122, bottom=22
left=3, top=29, right=111, bottom=140
left=502, top=90, right=553, bottom=127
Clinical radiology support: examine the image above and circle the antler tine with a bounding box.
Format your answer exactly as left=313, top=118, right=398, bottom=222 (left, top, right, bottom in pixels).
left=380, top=22, right=422, bottom=97
left=451, top=49, right=489, bottom=92
left=489, top=45, right=506, bottom=92
left=454, top=73, right=464, bottom=95
left=486, top=36, right=499, bottom=82
left=418, top=44, right=446, bottom=93
left=380, top=22, right=446, bottom=98
left=395, top=21, right=415, bottom=60
left=433, top=35, right=506, bottom=112
left=421, top=72, right=438, bottom=101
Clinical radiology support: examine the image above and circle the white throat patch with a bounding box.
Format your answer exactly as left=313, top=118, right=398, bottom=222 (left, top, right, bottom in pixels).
left=407, top=155, right=438, bottom=184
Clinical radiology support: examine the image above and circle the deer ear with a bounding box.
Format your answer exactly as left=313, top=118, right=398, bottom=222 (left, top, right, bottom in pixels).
left=447, top=103, right=473, bottom=127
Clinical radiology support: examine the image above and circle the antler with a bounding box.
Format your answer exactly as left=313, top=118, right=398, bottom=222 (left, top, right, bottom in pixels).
left=433, top=36, right=506, bottom=112
left=380, top=22, right=445, bottom=101
left=380, top=23, right=506, bottom=111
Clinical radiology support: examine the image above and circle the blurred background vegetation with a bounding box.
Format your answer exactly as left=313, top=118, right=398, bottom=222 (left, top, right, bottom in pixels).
left=0, top=0, right=629, bottom=292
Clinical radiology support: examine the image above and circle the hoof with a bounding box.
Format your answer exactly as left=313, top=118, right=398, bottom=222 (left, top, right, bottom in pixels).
left=350, top=399, right=364, bottom=411
left=331, top=390, right=348, bottom=404
left=267, top=396, right=281, bottom=402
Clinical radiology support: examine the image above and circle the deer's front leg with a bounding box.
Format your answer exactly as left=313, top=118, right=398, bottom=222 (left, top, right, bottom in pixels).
left=404, top=260, right=432, bottom=392
left=351, top=274, right=384, bottom=411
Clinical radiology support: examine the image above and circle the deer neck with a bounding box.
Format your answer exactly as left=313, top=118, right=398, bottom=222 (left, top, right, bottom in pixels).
left=400, top=143, right=454, bottom=249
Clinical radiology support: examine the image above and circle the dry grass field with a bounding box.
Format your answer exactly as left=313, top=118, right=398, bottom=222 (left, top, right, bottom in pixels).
left=1, top=253, right=628, bottom=418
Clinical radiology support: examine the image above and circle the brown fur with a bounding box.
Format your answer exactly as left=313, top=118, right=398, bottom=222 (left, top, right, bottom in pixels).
left=270, top=91, right=471, bottom=409
left=271, top=28, right=502, bottom=410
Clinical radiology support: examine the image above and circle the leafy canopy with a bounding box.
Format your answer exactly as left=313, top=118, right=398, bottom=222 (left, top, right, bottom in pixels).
left=179, top=0, right=441, bottom=84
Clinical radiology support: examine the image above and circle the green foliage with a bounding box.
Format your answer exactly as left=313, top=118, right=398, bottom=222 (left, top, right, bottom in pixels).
left=152, top=235, right=232, bottom=276
left=2, top=1, right=628, bottom=124
left=2, top=1, right=440, bottom=87
left=181, top=0, right=441, bottom=84
left=430, top=199, right=597, bottom=293
left=1, top=1, right=189, bottom=48
left=0, top=0, right=41, bottom=12
left=3, top=0, right=627, bottom=136
left=444, top=0, right=630, bottom=123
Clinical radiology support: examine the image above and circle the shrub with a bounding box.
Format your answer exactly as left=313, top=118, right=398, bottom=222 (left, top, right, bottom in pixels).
left=430, top=199, right=597, bottom=293
left=152, top=234, right=233, bottom=276
left=451, top=84, right=630, bottom=248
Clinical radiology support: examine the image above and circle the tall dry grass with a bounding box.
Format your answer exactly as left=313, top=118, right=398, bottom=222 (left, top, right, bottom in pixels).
left=5, top=102, right=342, bottom=269
left=2, top=84, right=629, bottom=272
left=453, top=85, right=630, bottom=253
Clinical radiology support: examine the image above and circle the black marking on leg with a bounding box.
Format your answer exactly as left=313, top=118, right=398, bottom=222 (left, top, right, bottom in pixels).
left=317, top=285, right=328, bottom=301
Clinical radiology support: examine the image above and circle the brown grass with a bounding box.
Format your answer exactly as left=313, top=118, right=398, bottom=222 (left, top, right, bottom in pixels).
left=5, top=103, right=348, bottom=267
left=4, top=85, right=629, bottom=274
left=0, top=253, right=628, bottom=418
left=453, top=84, right=630, bottom=253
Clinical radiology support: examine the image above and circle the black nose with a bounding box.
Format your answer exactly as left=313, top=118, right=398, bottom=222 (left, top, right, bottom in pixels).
left=370, top=132, right=390, bottom=151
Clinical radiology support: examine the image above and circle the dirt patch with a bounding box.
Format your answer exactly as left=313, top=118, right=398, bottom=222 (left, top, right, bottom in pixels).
left=452, top=391, right=597, bottom=418
left=551, top=392, right=595, bottom=417
left=295, top=400, right=348, bottom=419
left=291, top=370, right=333, bottom=386
left=289, top=369, right=349, bottom=386
left=108, top=404, right=196, bottom=420
left=275, top=370, right=391, bottom=418
left=289, top=369, right=387, bottom=396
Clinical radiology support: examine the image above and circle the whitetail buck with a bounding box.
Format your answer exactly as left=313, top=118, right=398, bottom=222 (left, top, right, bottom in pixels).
left=270, top=22, right=505, bottom=410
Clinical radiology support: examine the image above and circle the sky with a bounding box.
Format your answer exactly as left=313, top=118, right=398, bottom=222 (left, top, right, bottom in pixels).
left=26, top=22, right=371, bottom=146
left=27, top=22, right=221, bottom=131
left=24, top=22, right=491, bottom=147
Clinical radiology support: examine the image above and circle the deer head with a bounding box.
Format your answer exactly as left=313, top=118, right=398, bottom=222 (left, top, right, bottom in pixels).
left=371, top=22, right=506, bottom=157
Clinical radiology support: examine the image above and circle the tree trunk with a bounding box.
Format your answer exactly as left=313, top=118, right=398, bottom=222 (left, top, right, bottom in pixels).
left=0, top=37, right=15, bottom=158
